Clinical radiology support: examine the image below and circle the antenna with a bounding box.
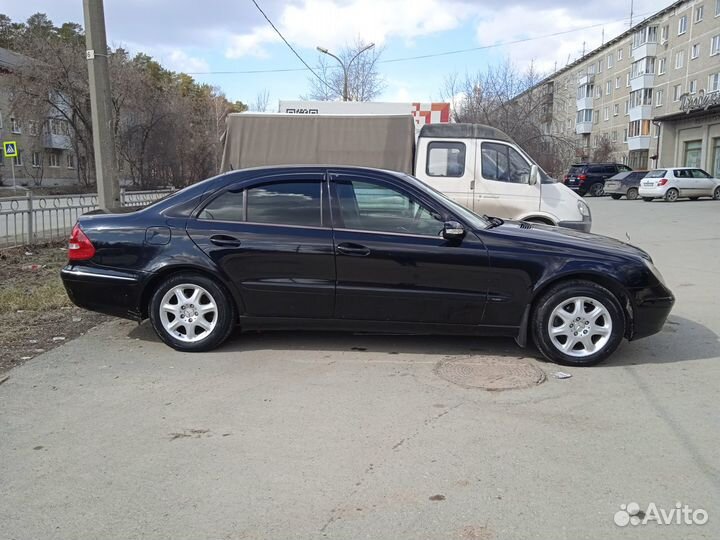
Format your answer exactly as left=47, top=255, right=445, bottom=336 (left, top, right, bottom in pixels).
left=629, top=0, right=634, bottom=27
left=601, top=27, right=605, bottom=45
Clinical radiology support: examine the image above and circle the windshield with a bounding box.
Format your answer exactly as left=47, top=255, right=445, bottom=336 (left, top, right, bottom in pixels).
left=646, top=170, right=667, bottom=178
left=401, top=174, right=490, bottom=229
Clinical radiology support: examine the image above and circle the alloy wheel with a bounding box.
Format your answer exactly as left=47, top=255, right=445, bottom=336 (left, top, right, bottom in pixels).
left=547, top=296, right=612, bottom=358
left=159, top=284, right=218, bottom=343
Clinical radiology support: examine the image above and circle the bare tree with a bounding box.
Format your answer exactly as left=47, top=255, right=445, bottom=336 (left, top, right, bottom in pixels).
left=251, top=89, right=271, bottom=112
left=305, top=38, right=385, bottom=101
left=440, top=61, right=577, bottom=178
left=591, top=134, right=617, bottom=162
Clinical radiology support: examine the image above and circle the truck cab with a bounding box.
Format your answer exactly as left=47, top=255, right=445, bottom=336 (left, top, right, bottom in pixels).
left=415, top=124, right=591, bottom=232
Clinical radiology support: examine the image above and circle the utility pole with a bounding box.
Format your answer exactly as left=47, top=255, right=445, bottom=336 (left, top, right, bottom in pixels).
left=83, top=0, right=119, bottom=211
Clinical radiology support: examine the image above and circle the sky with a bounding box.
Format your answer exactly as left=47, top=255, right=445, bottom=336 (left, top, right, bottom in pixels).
left=3, top=0, right=669, bottom=107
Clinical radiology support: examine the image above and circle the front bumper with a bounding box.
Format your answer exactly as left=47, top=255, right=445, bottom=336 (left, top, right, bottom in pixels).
left=61, top=265, right=144, bottom=320
left=629, top=283, right=675, bottom=340
left=558, top=219, right=592, bottom=233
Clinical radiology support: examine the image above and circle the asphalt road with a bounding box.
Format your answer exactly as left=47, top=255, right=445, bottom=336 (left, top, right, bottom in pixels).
left=2, top=197, right=719, bottom=540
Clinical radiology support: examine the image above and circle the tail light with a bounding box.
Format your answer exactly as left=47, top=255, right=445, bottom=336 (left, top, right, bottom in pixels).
left=657, top=178, right=668, bottom=186
left=578, top=174, right=588, bottom=183
left=68, top=223, right=96, bottom=261
left=563, top=175, right=569, bottom=183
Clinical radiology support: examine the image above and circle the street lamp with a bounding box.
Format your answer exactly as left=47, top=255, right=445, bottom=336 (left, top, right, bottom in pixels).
left=316, top=43, right=375, bottom=101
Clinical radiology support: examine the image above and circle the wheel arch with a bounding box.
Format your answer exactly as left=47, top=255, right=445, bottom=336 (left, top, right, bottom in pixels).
left=517, top=213, right=557, bottom=226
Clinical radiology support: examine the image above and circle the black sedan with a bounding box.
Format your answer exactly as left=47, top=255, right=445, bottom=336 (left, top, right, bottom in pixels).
left=61, top=166, right=674, bottom=366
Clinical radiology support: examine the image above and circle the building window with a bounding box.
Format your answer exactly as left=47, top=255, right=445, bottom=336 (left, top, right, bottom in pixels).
left=673, top=84, right=683, bottom=101
left=625, top=100, right=630, bottom=115
left=631, top=57, right=656, bottom=78
left=716, top=0, right=720, bottom=17
left=630, top=88, right=653, bottom=107
left=576, top=109, right=593, bottom=123
left=617, top=48, right=624, bottom=61
left=678, top=15, right=688, bottom=34
left=0, top=110, right=3, bottom=129
left=615, top=76, right=621, bottom=88
left=684, top=140, right=702, bottom=167
left=594, top=109, right=600, bottom=124
left=656, top=89, right=664, bottom=106
left=607, top=54, right=614, bottom=68
left=689, top=79, right=697, bottom=94
left=626, top=73, right=631, bottom=86
left=661, top=24, right=669, bottom=42
left=32, top=152, right=41, bottom=168
left=606, top=81, right=612, bottom=95
left=597, top=59, right=603, bottom=73
left=691, top=43, right=700, bottom=58
left=614, top=103, right=619, bottom=116
left=711, top=34, right=720, bottom=55
left=695, top=5, right=704, bottom=22
left=623, top=128, right=628, bottom=142
left=28, top=121, right=38, bottom=136
left=654, top=124, right=661, bottom=138
left=595, top=85, right=602, bottom=98
left=612, top=130, right=618, bottom=142
left=10, top=117, right=21, bottom=134
left=712, top=138, right=720, bottom=179
left=48, top=152, right=60, bottom=168
left=675, top=50, right=685, bottom=69
left=66, top=153, right=75, bottom=169
left=604, top=106, right=609, bottom=121
left=710, top=72, right=720, bottom=91
left=658, top=57, right=666, bottom=74
left=629, top=120, right=651, bottom=137
left=14, top=151, right=23, bottom=166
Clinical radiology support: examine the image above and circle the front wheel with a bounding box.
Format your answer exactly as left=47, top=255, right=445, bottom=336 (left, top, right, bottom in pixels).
left=627, top=188, right=639, bottom=200
left=611, top=194, right=622, bottom=200
left=713, top=186, right=720, bottom=200
left=531, top=280, right=625, bottom=366
left=149, top=273, right=236, bottom=352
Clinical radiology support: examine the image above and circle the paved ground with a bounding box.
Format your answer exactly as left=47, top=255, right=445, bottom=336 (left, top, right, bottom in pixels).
left=1, top=197, right=719, bottom=540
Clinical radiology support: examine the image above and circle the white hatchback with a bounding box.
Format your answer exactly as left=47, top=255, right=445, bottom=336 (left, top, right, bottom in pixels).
left=639, top=167, right=720, bottom=202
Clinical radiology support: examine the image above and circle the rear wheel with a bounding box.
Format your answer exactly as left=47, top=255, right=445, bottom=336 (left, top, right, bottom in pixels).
left=588, top=182, right=604, bottom=197
left=626, top=188, right=639, bottom=200
left=532, top=280, right=625, bottom=366
left=611, top=194, right=622, bottom=200
left=664, top=188, right=679, bottom=202
left=149, top=273, right=236, bottom=352
left=713, top=186, right=720, bottom=200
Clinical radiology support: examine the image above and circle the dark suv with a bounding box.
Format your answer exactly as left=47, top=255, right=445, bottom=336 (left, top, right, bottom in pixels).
left=564, top=163, right=633, bottom=196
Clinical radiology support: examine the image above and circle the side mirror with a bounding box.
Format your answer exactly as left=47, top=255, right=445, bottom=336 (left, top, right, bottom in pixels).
left=529, top=165, right=540, bottom=186
left=442, top=221, right=465, bottom=240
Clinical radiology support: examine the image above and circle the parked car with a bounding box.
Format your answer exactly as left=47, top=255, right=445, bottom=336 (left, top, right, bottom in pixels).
left=604, top=170, right=649, bottom=200
left=564, top=163, right=633, bottom=197
left=639, top=168, right=720, bottom=202
left=61, top=166, right=674, bottom=367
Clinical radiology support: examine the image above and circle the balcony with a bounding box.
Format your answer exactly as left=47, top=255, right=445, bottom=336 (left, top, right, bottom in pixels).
left=43, top=132, right=71, bottom=150
left=629, top=105, right=653, bottom=122
left=631, top=74, right=655, bottom=92
left=577, top=73, right=595, bottom=86
left=631, top=42, right=658, bottom=61
left=576, top=97, right=593, bottom=110
left=576, top=121, right=593, bottom=135
left=627, top=136, right=652, bottom=151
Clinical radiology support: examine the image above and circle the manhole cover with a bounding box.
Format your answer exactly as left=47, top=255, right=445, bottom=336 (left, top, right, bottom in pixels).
left=435, top=356, right=545, bottom=390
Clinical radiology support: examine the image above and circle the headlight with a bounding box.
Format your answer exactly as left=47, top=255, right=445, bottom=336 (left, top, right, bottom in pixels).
left=577, top=200, right=591, bottom=218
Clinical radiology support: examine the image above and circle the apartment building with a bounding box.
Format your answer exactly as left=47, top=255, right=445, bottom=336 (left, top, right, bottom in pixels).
left=532, top=0, right=720, bottom=175
left=0, top=47, right=77, bottom=188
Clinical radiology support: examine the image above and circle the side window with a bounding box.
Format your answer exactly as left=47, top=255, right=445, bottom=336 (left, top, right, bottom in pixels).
left=690, top=169, right=711, bottom=178
left=619, top=165, right=633, bottom=172
left=426, top=141, right=466, bottom=177
left=247, top=182, right=322, bottom=227
left=199, top=190, right=244, bottom=221
left=335, top=179, right=443, bottom=236
left=675, top=169, right=691, bottom=178
left=481, top=142, right=531, bottom=183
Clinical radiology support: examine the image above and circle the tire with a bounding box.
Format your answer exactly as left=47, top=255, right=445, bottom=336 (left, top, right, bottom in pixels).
left=664, top=188, right=679, bottom=202
left=149, top=273, right=236, bottom=352
left=626, top=188, right=639, bottom=200
left=611, top=194, right=622, bottom=200
left=531, top=280, right=625, bottom=366
left=713, top=186, right=720, bottom=200
left=642, top=197, right=654, bottom=202
left=588, top=182, right=604, bottom=197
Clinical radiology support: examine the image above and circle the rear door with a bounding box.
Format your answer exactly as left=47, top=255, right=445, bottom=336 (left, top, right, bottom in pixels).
left=329, top=169, right=489, bottom=325
left=186, top=171, right=336, bottom=318
left=474, top=141, right=541, bottom=218
left=673, top=168, right=694, bottom=194
left=415, top=137, right=476, bottom=210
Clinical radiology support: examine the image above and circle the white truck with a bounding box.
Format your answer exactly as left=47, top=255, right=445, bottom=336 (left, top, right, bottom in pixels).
left=221, top=113, right=591, bottom=231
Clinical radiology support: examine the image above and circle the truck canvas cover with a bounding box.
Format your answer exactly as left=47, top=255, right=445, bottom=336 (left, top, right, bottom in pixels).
left=221, top=113, right=415, bottom=174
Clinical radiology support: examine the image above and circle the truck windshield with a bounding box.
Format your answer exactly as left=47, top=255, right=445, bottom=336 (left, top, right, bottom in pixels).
left=401, top=174, right=490, bottom=229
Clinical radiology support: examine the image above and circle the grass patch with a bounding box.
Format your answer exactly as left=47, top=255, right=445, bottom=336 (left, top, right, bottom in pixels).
left=0, top=280, right=71, bottom=313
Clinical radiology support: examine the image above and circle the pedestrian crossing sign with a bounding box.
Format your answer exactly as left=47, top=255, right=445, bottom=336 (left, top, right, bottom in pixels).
left=3, top=141, right=18, bottom=158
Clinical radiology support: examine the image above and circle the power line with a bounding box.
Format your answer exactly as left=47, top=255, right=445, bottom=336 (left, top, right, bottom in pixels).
left=187, top=8, right=657, bottom=76
left=248, top=0, right=333, bottom=89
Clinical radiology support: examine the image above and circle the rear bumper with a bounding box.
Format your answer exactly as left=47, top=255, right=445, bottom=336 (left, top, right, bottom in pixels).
left=629, top=283, right=675, bottom=340
left=557, top=219, right=592, bottom=233
left=638, top=186, right=665, bottom=198
left=61, top=265, right=144, bottom=320
left=603, top=182, right=623, bottom=194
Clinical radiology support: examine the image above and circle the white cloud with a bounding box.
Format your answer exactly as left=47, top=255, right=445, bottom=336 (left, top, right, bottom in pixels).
left=164, top=50, right=210, bottom=73
left=226, top=0, right=470, bottom=58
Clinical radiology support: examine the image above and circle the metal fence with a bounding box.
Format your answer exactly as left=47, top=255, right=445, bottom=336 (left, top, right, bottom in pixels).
left=0, top=188, right=174, bottom=248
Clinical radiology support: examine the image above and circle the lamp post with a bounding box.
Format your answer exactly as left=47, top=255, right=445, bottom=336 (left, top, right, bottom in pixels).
left=316, top=43, right=375, bottom=101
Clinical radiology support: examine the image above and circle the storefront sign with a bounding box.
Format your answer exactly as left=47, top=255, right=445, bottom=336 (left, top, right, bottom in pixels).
left=680, top=89, right=720, bottom=114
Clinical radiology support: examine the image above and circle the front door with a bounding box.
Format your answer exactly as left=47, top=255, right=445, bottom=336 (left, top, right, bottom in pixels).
left=329, top=170, right=489, bottom=325
left=474, top=140, right=541, bottom=218
left=186, top=173, right=335, bottom=318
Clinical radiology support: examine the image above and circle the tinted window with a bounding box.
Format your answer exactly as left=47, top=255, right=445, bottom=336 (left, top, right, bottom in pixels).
left=589, top=165, right=615, bottom=174
left=690, top=169, right=712, bottom=178
left=481, top=142, right=531, bottom=183
left=247, top=182, right=322, bottom=227
left=568, top=165, right=586, bottom=175
left=674, top=169, right=692, bottom=178
left=199, top=190, right=244, bottom=221
left=427, top=142, right=466, bottom=177
left=646, top=170, right=666, bottom=178
left=618, top=165, right=633, bottom=172
left=335, top=179, right=443, bottom=236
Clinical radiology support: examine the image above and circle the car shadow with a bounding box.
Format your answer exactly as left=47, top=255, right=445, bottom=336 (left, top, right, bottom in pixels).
left=127, top=314, right=718, bottom=366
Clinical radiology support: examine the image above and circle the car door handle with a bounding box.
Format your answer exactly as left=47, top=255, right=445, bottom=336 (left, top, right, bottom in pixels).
left=336, top=242, right=370, bottom=256
left=210, top=234, right=242, bottom=247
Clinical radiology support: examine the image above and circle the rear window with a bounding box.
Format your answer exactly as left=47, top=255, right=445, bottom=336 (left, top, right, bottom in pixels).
left=645, top=170, right=666, bottom=178
left=568, top=165, right=586, bottom=175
